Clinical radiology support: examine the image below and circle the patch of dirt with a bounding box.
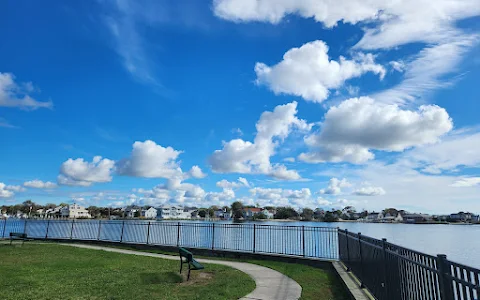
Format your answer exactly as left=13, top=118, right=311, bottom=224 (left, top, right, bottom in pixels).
left=179, top=272, right=214, bottom=286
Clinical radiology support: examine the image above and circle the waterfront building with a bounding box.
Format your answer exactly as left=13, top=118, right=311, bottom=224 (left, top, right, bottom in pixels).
left=156, top=205, right=191, bottom=219
left=60, top=204, right=92, bottom=219
left=141, top=207, right=157, bottom=219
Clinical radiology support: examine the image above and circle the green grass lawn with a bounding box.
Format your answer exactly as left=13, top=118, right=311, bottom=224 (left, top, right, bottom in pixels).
left=0, top=243, right=255, bottom=300
left=86, top=243, right=350, bottom=300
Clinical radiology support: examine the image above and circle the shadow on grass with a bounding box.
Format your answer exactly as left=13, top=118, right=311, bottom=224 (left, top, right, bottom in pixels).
left=140, top=272, right=183, bottom=284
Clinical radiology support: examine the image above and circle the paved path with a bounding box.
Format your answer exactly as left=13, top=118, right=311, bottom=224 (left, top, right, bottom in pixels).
left=58, top=243, right=302, bottom=300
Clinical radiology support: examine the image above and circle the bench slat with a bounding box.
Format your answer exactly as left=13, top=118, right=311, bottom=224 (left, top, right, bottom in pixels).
left=191, top=259, right=204, bottom=270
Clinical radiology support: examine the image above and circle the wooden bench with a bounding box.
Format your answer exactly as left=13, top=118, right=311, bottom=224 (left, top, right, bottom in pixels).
left=179, top=247, right=204, bottom=280
left=10, top=232, right=28, bottom=245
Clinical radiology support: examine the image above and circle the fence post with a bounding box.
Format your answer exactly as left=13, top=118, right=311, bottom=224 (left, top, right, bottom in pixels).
left=358, top=232, right=365, bottom=288
left=146, top=222, right=151, bottom=244
left=345, top=229, right=351, bottom=271
left=211, top=223, right=215, bottom=250
left=382, top=238, right=390, bottom=298
left=23, top=219, right=28, bottom=235
left=2, top=218, right=7, bottom=238
left=120, top=221, right=125, bottom=242
left=176, top=222, right=181, bottom=247
left=97, top=220, right=102, bottom=240
left=302, top=225, right=306, bottom=257
left=45, top=219, right=50, bottom=239
left=70, top=219, right=75, bottom=239
left=437, top=254, right=453, bottom=300
left=253, top=224, right=256, bottom=253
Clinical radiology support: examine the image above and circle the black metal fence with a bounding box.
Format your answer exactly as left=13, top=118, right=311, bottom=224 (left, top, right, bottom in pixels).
left=338, top=229, right=480, bottom=300
left=0, top=219, right=339, bottom=260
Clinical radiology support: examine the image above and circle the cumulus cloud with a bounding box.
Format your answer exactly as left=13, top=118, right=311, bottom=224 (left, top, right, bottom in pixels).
left=0, top=72, right=53, bottom=110
left=216, top=177, right=250, bottom=189
left=117, top=140, right=183, bottom=178
left=58, top=156, right=115, bottom=186
left=0, top=183, right=14, bottom=198
left=451, top=177, right=480, bottom=188
left=209, top=102, right=311, bottom=180
left=5, top=185, right=26, bottom=192
left=24, top=180, right=57, bottom=189
left=353, top=186, right=386, bottom=196
left=187, top=165, right=207, bottom=179
left=408, top=130, right=480, bottom=174
left=299, top=97, right=453, bottom=164
left=255, top=41, right=385, bottom=103
left=213, top=0, right=480, bottom=49
left=320, top=178, right=351, bottom=195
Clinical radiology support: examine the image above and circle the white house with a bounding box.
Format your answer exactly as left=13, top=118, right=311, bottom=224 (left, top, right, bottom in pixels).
left=60, top=204, right=91, bottom=219
left=124, top=207, right=139, bottom=218
left=141, top=207, right=157, bottom=219
left=377, top=212, right=403, bottom=223
left=156, top=206, right=191, bottom=219
left=262, top=209, right=274, bottom=219
left=365, top=212, right=379, bottom=222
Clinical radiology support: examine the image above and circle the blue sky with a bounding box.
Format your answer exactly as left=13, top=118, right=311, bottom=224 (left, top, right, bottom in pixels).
left=1, top=0, right=479, bottom=214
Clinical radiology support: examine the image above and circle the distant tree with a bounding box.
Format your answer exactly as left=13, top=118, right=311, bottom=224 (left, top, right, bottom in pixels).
left=301, top=208, right=314, bottom=221
left=134, top=210, right=141, bottom=218
left=274, top=207, right=299, bottom=220
left=222, top=206, right=231, bottom=213
left=253, top=212, right=267, bottom=220
left=59, top=203, right=69, bottom=207
left=198, top=210, right=206, bottom=218
left=323, top=211, right=338, bottom=222
left=208, top=208, right=215, bottom=218
left=45, top=203, right=56, bottom=209
left=231, top=201, right=244, bottom=220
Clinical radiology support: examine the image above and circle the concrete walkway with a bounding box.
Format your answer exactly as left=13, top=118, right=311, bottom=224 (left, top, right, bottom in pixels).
left=58, top=243, right=302, bottom=300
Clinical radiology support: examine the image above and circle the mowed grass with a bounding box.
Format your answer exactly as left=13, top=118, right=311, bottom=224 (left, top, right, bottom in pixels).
left=243, top=260, right=350, bottom=300
left=92, top=244, right=350, bottom=300
left=0, top=243, right=255, bottom=300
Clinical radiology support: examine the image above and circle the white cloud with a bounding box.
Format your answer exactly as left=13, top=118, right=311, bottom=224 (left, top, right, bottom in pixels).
left=283, top=157, right=295, bottom=163
left=0, top=72, right=53, bottom=110
left=209, top=101, right=310, bottom=180
left=23, top=180, right=57, bottom=189
left=117, top=140, right=183, bottom=178
left=0, top=117, right=18, bottom=128
left=408, top=129, right=480, bottom=174
left=299, top=97, right=453, bottom=164
left=375, top=38, right=478, bottom=105
left=216, top=177, right=250, bottom=189
left=187, top=165, right=207, bottom=179
left=320, top=178, right=351, bottom=195
left=353, top=186, right=386, bottom=196
left=255, top=41, right=385, bottom=103
left=389, top=61, right=405, bottom=73
left=0, top=183, right=14, bottom=198
left=231, top=128, right=243, bottom=136
left=451, top=177, right=480, bottom=188
left=213, top=0, right=480, bottom=49
left=4, top=185, right=26, bottom=193
left=58, top=156, right=115, bottom=186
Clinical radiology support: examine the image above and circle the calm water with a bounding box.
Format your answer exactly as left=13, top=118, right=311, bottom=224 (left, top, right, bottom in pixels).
left=260, top=221, right=480, bottom=268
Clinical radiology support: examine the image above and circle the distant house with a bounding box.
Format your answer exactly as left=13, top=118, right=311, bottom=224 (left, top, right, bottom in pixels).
left=450, top=212, right=473, bottom=222
left=156, top=206, right=191, bottom=219
left=60, top=204, right=92, bottom=219
left=377, top=212, right=403, bottom=223
left=472, top=215, right=480, bottom=223
left=124, top=207, right=139, bottom=218
left=243, top=208, right=263, bottom=219
left=262, top=209, right=274, bottom=219
left=402, top=214, right=430, bottom=223
left=141, top=207, right=157, bottom=219
left=366, top=212, right=379, bottom=222
left=214, top=208, right=231, bottom=220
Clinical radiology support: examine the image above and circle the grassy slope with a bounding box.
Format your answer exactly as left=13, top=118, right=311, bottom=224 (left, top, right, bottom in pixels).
left=90, top=243, right=350, bottom=300
left=0, top=244, right=255, bottom=300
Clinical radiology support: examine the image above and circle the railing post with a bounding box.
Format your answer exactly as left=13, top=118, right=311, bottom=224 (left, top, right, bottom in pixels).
left=302, top=225, right=306, bottom=257
left=176, top=222, right=180, bottom=247
left=382, top=238, right=390, bottom=299
left=45, top=219, right=50, bottom=239
left=437, top=254, right=454, bottom=300
left=120, top=221, right=125, bottom=242
left=146, top=222, right=151, bottom=244
left=211, top=223, right=215, bottom=250
left=358, top=232, right=365, bottom=288
left=345, top=229, right=351, bottom=271
left=23, top=219, right=28, bottom=235
left=253, top=224, right=256, bottom=253
left=97, top=220, right=102, bottom=240
left=2, top=218, right=7, bottom=238
left=70, top=219, right=75, bottom=239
